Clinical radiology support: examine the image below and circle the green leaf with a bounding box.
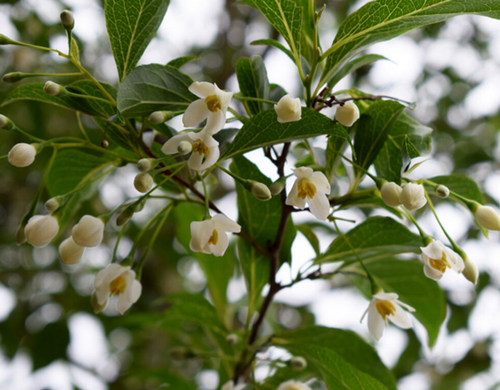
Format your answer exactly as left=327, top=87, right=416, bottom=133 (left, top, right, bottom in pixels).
left=67, top=80, right=118, bottom=117
left=30, top=321, right=70, bottom=370
left=167, top=55, right=200, bottom=69
left=325, top=124, right=352, bottom=180
left=236, top=55, right=271, bottom=116
left=250, top=39, right=294, bottom=61
left=274, top=326, right=395, bottom=390
left=104, top=0, right=170, bottom=81
left=321, top=0, right=500, bottom=87
left=223, top=108, right=346, bottom=160
left=296, top=224, right=320, bottom=256
left=317, top=216, right=422, bottom=264
left=427, top=174, right=484, bottom=204
left=354, top=100, right=405, bottom=173
left=132, top=370, right=197, bottom=390
left=338, top=196, right=403, bottom=219
left=328, top=54, right=388, bottom=89
left=117, top=64, right=196, bottom=117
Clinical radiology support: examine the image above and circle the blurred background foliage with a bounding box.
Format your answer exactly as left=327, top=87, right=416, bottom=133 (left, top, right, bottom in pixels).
left=1, top=0, right=500, bottom=389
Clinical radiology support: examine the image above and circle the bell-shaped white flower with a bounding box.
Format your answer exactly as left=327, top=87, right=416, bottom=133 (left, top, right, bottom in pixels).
left=380, top=182, right=403, bottom=207
left=183, top=82, right=233, bottom=134
left=399, top=183, right=427, bottom=211
left=161, top=130, right=219, bottom=172
left=72, top=215, right=105, bottom=247
left=93, top=264, right=142, bottom=315
left=362, top=292, right=415, bottom=341
left=221, top=380, right=246, bottom=390
left=274, top=94, right=301, bottom=123
left=190, top=214, right=241, bottom=257
left=277, top=380, right=312, bottom=390
left=335, top=100, right=360, bottom=127
left=8, top=143, right=37, bottom=167
left=420, top=240, right=464, bottom=281
left=25, top=214, right=59, bottom=247
left=286, top=167, right=331, bottom=221
left=59, top=236, right=85, bottom=265
left=475, top=205, right=500, bottom=231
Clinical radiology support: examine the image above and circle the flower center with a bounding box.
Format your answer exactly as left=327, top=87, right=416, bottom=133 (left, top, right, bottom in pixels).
left=193, top=141, right=209, bottom=156
left=429, top=251, right=450, bottom=273
left=208, top=229, right=218, bottom=246
left=376, top=300, right=396, bottom=321
left=109, top=275, right=127, bottom=296
left=205, top=94, right=221, bottom=112
left=297, top=179, right=316, bottom=199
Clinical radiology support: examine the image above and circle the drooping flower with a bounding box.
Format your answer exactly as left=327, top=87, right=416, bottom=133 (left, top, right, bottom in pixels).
left=59, top=236, right=85, bottom=265
left=399, top=183, right=427, bottom=211
left=25, top=214, right=59, bottom=247
left=475, top=205, right=500, bottom=231
left=380, top=182, right=403, bottom=207
left=420, top=240, right=464, bottom=281
left=93, top=264, right=142, bottom=315
left=274, top=94, right=301, bottom=123
left=183, top=82, right=233, bottom=133
left=190, top=214, right=241, bottom=257
left=362, top=292, right=415, bottom=341
left=335, top=100, right=360, bottom=127
left=286, top=167, right=331, bottom=221
left=161, top=130, right=219, bottom=172
left=277, top=380, right=312, bottom=390
left=8, top=143, right=37, bottom=167
left=72, top=215, right=105, bottom=247
left=221, top=380, right=246, bottom=390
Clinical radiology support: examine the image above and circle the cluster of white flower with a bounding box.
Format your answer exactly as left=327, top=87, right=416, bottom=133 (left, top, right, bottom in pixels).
left=222, top=379, right=312, bottom=390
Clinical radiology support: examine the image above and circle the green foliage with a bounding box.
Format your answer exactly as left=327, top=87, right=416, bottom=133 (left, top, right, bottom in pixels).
left=428, top=174, right=484, bottom=204
left=327, top=54, right=388, bottom=89
left=236, top=55, right=271, bottom=116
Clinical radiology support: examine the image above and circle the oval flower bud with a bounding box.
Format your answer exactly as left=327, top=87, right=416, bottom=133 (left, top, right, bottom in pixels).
left=91, top=291, right=107, bottom=314
left=137, top=158, right=153, bottom=172
left=60, top=10, right=75, bottom=30
left=25, top=215, right=59, bottom=248
left=148, top=111, right=168, bottom=124
left=436, top=185, right=450, bottom=199
left=462, top=256, right=479, bottom=285
left=72, top=215, right=105, bottom=247
left=177, top=140, right=193, bottom=155
left=0, top=114, right=14, bottom=130
left=251, top=181, right=272, bottom=201
left=116, top=204, right=136, bottom=226
left=134, top=172, right=154, bottom=193
left=475, top=205, right=500, bottom=231
left=399, top=183, right=427, bottom=211
left=270, top=177, right=286, bottom=195
left=3, top=72, right=24, bottom=84
left=43, top=81, right=66, bottom=96
left=59, top=236, right=85, bottom=265
left=380, top=182, right=403, bottom=207
left=335, top=101, right=360, bottom=127
left=8, top=143, right=37, bottom=167
left=290, top=356, right=307, bottom=371
left=274, top=94, right=302, bottom=123
left=45, top=198, right=60, bottom=212
left=225, top=333, right=239, bottom=345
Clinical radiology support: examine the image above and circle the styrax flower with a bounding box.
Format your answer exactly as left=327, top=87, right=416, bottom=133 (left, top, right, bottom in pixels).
left=190, top=214, right=241, bottom=257
left=286, top=167, right=331, bottom=221
left=277, top=380, right=312, bottom=390
left=93, top=264, right=142, bottom=315
left=274, top=94, right=301, bottom=123
left=362, top=292, right=415, bottom=341
left=25, top=214, right=59, bottom=247
left=72, top=215, right=105, bottom=247
left=420, top=240, right=464, bottom=281
left=8, top=143, right=37, bottom=167
left=335, top=100, right=360, bottom=127
left=399, top=183, right=427, bottom=211
left=475, top=205, right=500, bottom=231
left=161, top=130, right=219, bottom=172
left=183, top=82, right=233, bottom=133
left=59, top=236, right=85, bottom=265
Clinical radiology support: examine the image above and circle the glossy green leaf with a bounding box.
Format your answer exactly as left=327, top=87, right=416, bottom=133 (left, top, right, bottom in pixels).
left=325, top=123, right=352, bottom=180
left=317, top=216, right=422, bottom=264
left=236, top=55, right=271, bottom=116
left=296, top=224, right=320, bottom=255
left=427, top=174, right=484, bottom=204
left=117, top=64, right=196, bottom=117
left=250, top=39, right=294, bottom=61
left=167, top=55, right=200, bottom=69
left=328, top=54, right=388, bottom=89
left=104, top=0, right=170, bottom=81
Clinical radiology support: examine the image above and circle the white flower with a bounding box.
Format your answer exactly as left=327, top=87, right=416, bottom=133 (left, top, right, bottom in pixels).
left=286, top=167, right=331, bottom=221
left=335, top=100, right=360, bottom=127
left=8, top=143, right=37, bottom=167
left=183, top=81, right=233, bottom=134
left=475, top=205, right=500, bottom=231
left=25, top=214, right=59, bottom=247
left=93, top=264, right=142, bottom=315
left=59, top=236, right=85, bottom=265
left=190, top=214, right=241, bottom=257
left=420, top=240, right=465, bottom=281
left=380, top=182, right=403, bottom=207
left=274, top=94, right=301, bottom=123
left=277, top=380, right=311, bottom=390
left=72, top=215, right=105, bottom=247
left=362, top=292, right=415, bottom=341
left=399, top=183, right=427, bottom=211
left=134, top=172, right=154, bottom=193
left=221, top=380, right=246, bottom=390
left=161, top=130, right=219, bottom=172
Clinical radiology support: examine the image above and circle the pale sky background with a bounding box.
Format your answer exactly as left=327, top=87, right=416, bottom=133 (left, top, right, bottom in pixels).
left=2, top=0, right=500, bottom=389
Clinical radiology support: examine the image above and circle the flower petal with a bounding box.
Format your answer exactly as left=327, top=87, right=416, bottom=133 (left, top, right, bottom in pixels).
left=161, top=133, right=192, bottom=155
left=367, top=301, right=385, bottom=341
left=183, top=99, right=210, bottom=128
left=373, top=292, right=398, bottom=301
left=420, top=240, right=444, bottom=259
left=310, top=171, right=331, bottom=194
left=214, top=84, right=233, bottom=109
left=444, top=247, right=465, bottom=273
left=210, top=228, right=229, bottom=257
left=190, top=220, right=214, bottom=253
left=205, top=110, right=226, bottom=134
left=198, top=142, right=220, bottom=171
left=423, top=263, right=444, bottom=281
left=212, top=214, right=241, bottom=233
left=307, top=192, right=330, bottom=221
left=94, top=264, right=126, bottom=305
left=292, top=166, right=313, bottom=179
left=285, top=181, right=306, bottom=209
left=388, top=303, right=413, bottom=329
left=189, top=81, right=215, bottom=98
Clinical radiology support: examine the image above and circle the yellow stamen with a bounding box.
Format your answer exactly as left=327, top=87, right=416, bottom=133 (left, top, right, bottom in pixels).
left=193, top=141, right=209, bottom=156
left=205, top=94, right=221, bottom=112
left=109, top=275, right=127, bottom=296
left=429, top=250, right=450, bottom=273
left=376, top=300, right=396, bottom=321
left=208, top=229, right=218, bottom=246
left=297, top=179, right=316, bottom=199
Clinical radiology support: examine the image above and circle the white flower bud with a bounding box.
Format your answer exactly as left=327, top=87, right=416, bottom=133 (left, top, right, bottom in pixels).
left=137, top=158, right=153, bottom=172
left=225, top=333, right=239, bottom=345
left=134, top=172, right=154, bottom=193
left=8, top=143, right=36, bottom=167
left=251, top=181, right=272, bottom=201
left=116, top=204, right=136, bottom=226
left=436, top=185, right=450, bottom=199
left=148, top=111, right=167, bottom=124
left=463, top=257, right=479, bottom=285
left=43, top=81, right=65, bottom=96
left=290, top=356, right=307, bottom=371
left=60, top=10, right=75, bottom=30
left=59, top=236, right=85, bottom=265
left=177, top=140, right=193, bottom=155
left=72, top=215, right=105, bottom=247
left=380, top=182, right=403, bottom=207
left=0, top=114, right=10, bottom=129
left=270, top=179, right=285, bottom=195
left=277, top=380, right=311, bottom=390
left=475, top=205, right=500, bottom=231
left=25, top=215, right=59, bottom=248
left=45, top=198, right=60, bottom=212
left=274, top=94, right=302, bottom=123
left=335, top=100, right=360, bottom=127
left=399, top=183, right=427, bottom=211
